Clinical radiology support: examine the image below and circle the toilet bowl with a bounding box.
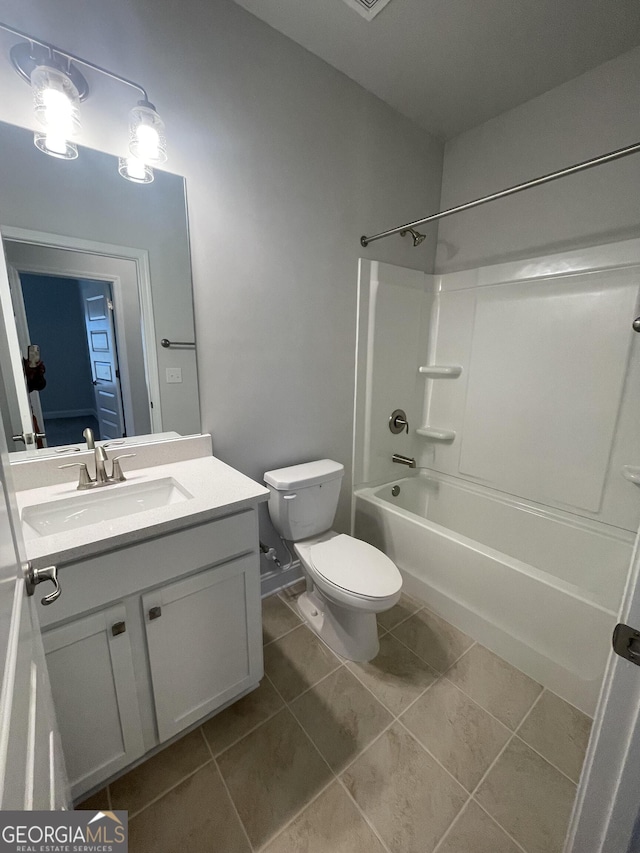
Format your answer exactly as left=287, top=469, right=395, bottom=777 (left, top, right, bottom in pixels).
left=264, top=459, right=402, bottom=661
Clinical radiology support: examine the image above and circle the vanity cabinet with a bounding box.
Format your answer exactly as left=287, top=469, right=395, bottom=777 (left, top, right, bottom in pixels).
left=43, top=605, right=145, bottom=795
left=143, top=555, right=259, bottom=742
left=38, top=509, right=263, bottom=800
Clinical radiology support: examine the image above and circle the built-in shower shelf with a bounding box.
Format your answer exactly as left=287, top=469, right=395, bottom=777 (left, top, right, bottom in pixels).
left=416, top=427, right=456, bottom=441
left=418, top=365, right=462, bottom=378
left=622, top=466, right=640, bottom=485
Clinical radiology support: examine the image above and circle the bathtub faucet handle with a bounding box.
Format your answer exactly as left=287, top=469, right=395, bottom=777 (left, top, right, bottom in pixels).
left=389, top=409, right=409, bottom=435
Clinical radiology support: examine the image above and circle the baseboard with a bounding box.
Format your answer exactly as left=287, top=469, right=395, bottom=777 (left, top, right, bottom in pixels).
left=260, top=560, right=303, bottom=598
left=44, top=409, right=96, bottom=420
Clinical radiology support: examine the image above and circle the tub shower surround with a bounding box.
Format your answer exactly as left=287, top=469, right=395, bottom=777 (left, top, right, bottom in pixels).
left=353, top=240, right=640, bottom=714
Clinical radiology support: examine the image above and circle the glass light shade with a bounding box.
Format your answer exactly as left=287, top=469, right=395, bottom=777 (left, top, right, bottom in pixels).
left=31, top=65, right=81, bottom=138
left=33, top=131, right=78, bottom=160
left=128, top=102, right=167, bottom=164
left=118, top=156, right=154, bottom=184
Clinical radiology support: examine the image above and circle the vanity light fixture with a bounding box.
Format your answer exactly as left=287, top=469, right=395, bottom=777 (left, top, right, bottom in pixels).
left=118, top=155, right=154, bottom=184
left=31, top=64, right=81, bottom=159
left=128, top=100, right=167, bottom=165
left=1, top=20, right=167, bottom=181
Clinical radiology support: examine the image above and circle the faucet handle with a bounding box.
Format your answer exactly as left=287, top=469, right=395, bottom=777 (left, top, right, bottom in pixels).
left=110, top=454, right=136, bottom=482
left=59, top=462, right=93, bottom=490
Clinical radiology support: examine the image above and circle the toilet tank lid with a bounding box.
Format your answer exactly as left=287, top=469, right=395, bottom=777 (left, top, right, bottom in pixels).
left=264, top=459, right=344, bottom=490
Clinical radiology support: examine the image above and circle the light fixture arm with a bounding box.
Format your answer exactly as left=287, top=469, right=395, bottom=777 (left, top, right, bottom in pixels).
left=0, top=20, right=150, bottom=102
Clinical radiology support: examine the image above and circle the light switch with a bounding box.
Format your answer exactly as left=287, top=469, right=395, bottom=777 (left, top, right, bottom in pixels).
left=165, top=367, right=183, bottom=384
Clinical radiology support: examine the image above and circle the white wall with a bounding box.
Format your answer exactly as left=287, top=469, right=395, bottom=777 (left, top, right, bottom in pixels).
left=0, top=0, right=443, bottom=548
left=436, top=46, right=640, bottom=273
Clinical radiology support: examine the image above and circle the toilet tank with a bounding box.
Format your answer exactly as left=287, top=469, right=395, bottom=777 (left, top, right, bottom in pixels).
left=264, top=459, right=344, bottom=541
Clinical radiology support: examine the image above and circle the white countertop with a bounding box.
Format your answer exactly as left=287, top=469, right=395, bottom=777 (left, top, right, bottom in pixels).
left=18, top=455, right=269, bottom=568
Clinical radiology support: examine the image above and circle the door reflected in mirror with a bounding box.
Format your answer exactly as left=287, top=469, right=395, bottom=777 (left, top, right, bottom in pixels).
left=0, top=119, right=200, bottom=454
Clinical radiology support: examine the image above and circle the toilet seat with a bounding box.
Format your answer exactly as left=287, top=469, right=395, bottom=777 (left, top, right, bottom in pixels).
left=308, top=534, right=402, bottom=601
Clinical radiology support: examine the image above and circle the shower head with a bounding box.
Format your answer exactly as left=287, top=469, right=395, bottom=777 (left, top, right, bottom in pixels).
left=400, top=228, right=426, bottom=247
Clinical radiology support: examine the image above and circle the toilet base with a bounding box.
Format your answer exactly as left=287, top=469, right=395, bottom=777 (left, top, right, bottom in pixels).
left=297, top=589, right=380, bottom=662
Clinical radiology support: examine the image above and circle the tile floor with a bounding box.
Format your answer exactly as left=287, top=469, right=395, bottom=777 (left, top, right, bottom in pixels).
left=78, top=585, right=592, bottom=853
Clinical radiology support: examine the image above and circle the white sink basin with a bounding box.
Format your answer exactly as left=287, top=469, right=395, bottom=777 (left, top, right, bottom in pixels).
left=22, top=478, right=193, bottom=537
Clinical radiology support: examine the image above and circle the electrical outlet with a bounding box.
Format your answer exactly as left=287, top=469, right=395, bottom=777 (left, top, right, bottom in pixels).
left=165, top=367, right=183, bottom=384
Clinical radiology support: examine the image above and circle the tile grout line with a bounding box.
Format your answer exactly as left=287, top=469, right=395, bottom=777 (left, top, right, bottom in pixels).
left=261, top=596, right=576, bottom=853
left=439, top=680, right=574, bottom=853
left=124, top=755, right=215, bottom=821
left=334, top=775, right=395, bottom=853
left=386, top=619, right=477, bottom=677
left=439, top=688, right=550, bottom=853
left=201, top=727, right=256, bottom=853
left=285, top=661, right=345, bottom=703
left=471, top=798, right=530, bottom=853
left=394, top=718, right=475, bottom=796
left=259, top=656, right=395, bottom=853
left=511, top=731, right=580, bottom=786
left=431, top=800, right=474, bottom=853
left=207, top=705, right=288, bottom=761
left=252, top=673, right=346, bottom=853
left=263, top=620, right=304, bottom=648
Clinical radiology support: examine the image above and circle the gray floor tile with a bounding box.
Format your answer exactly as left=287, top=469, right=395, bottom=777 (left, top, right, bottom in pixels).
left=346, top=633, right=437, bottom=715
left=401, top=677, right=511, bottom=791
left=262, top=593, right=301, bottom=643
left=217, top=708, right=332, bottom=848
left=129, top=763, right=250, bottom=853
left=110, top=728, right=211, bottom=815
left=262, top=781, right=387, bottom=853
left=447, top=644, right=542, bottom=729
left=264, top=625, right=341, bottom=702
left=391, top=608, right=473, bottom=672
left=476, top=737, right=576, bottom=853
left=290, top=667, right=393, bottom=772
left=518, top=690, right=592, bottom=782
left=437, top=800, right=521, bottom=853
left=377, top=594, right=422, bottom=632
left=342, top=723, right=467, bottom=853
left=202, top=678, right=284, bottom=756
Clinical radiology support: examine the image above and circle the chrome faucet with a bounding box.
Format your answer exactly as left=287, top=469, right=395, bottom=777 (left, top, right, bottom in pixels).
left=83, top=427, right=95, bottom=449
left=392, top=453, right=416, bottom=468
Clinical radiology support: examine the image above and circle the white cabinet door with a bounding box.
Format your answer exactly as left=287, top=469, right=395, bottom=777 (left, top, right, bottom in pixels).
left=43, top=604, right=145, bottom=799
left=143, top=554, right=263, bottom=742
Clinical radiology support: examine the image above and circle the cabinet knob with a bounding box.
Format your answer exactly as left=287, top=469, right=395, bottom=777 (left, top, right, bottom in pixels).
left=111, top=621, right=126, bottom=636
left=149, top=606, right=162, bottom=621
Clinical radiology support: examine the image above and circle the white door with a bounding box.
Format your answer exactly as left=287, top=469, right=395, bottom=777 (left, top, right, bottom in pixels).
left=566, top=528, right=640, bottom=853
left=0, top=343, right=69, bottom=808
left=80, top=280, right=126, bottom=441
left=0, top=243, right=35, bottom=451
left=6, top=265, right=46, bottom=446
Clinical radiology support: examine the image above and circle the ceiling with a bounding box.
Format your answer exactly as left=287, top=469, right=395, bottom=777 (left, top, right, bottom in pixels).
left=231, top=0, right=640, bottom=139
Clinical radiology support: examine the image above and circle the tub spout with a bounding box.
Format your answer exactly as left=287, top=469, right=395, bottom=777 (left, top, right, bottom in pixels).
left=392, top=453, right=416, bottom=468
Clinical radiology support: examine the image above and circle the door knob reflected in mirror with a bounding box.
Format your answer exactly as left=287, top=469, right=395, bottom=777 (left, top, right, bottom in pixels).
left=389, top=409, right=409, bottom=435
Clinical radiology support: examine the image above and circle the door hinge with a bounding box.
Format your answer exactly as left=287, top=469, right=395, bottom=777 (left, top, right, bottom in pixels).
left=612, top=623, right=640, bottom=665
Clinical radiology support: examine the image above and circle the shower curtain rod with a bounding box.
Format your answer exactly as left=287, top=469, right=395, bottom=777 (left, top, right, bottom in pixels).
left=360, top=140, right=640, bottom=247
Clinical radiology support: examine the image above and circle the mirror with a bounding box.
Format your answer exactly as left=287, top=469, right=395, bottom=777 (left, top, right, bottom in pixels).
left=0, top=119, right=200, bottom=454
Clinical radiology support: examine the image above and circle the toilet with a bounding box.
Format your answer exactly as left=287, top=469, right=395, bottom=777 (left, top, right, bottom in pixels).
left=264, top=459, right=402, bottom=661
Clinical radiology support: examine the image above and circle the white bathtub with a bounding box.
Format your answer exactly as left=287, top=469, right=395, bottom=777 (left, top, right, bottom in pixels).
left=354, top=472, right=635, bottom=714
